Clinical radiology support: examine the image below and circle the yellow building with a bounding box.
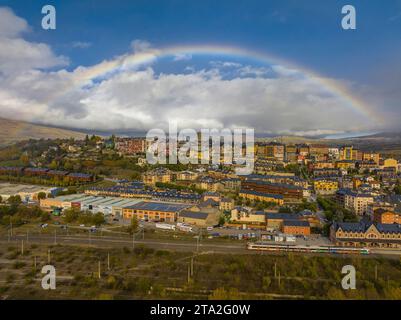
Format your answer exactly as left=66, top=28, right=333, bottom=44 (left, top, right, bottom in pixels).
left=122, top=201, right=192, bottom=222
left=142, top=170, right=172, bottom=185
left=363, top=152, right=380, bottom=165
left=335, top=160, right=356, bottom=170
left=219, top=197, right=235, bottom=211
left=382, top=158, right=398, bottom=172
left=313, top=179, right=339, bottom=195
left=340, top=146, right=354, bottom=160
left=239, top=189, right=284, bottom=205
left=230, top=207, right=266, bottom=226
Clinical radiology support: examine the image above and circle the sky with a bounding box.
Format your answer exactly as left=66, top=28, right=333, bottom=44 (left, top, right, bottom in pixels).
left=0, top=0, right=400, bottom=137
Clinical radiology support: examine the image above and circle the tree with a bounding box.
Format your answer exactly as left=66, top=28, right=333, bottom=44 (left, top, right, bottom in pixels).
left=63, top=208, right=80, bottom=223
left=209, top=287, right=242, bottom=300
left=37, top=192, right=47, bottom=200
left=41, top=212, right=51, bottom=222
left=128, top=216, right=139, bottom=235
left=7, top=195, right=21, bottom=205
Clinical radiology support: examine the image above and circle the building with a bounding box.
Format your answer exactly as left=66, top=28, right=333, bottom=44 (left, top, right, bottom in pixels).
left=203, top=192, right=221, bottom=203
left=257, top=142, right=285, bottom=161
left=221, top=178, right=241, bottom=191
left=313, top=179, right=339, bottom=195
left=283, top=220, right=311, bottom=236
left=345, top=191, right=374, bottom=216
left=309, top=144, right=329, bottom=161
left=363, top=152, right=380, bottom=165
left=373, top=209, right=401, bottom=225
left=198, top=177, right=223, bottom=192
left=382, top=158, right=398, bottom=172
left=330, top=222, right=401, bottom=248
left=239, top=189, right=284, bottom=205
left=176, top=171, right=198, bottom=181
left=266, top=213, right=299, bottom=230
left=230, top=207, right=266, bottom=227
left=335, top=160, right=356, bottom=170
left=242, top=180, right=303, bottom=203
left=366, top=202, right=395, bottom=220
left=122, top=201, right=192, bottom=222
left=115, top=137, right=146, bottom=155
left=285, top=145, right=297, bottom=162
left=177, top=211, right=213, bottom=227
left=219, top=197, right=235, bottom=211
left=40, top=194, right=144, bottom=216
left=143, top=169, right=172, bottom=185
left=0, top=183, right=60, bottom=202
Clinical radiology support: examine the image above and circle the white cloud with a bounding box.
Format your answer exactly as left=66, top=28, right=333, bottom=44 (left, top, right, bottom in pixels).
left=130, top=39, right=152, bottom=53
left=173, top=53, right=192, bottom=61
left=0, top=7, right=29, bottom=37
left=0, top=8, right=377, bottom=136
left=0, top=7, right=68, bottom=75
left=72, top=41, right=92, bottom=49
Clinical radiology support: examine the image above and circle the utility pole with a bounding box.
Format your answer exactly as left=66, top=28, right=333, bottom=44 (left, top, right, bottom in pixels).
left=21, top=240, right=24, bottom=255
left=48, top=249, right=51, bottom=263
left=26, top=231, right=29, bottom=243
left=190, top=256, right=194, bottom=277
left=187, top=263, right=190, bottom=283
left=274, top=262, right=277, bottom=278
left=107, top=252, right=110, bottom=271
left=7, top=230, right=10, bottom=242
left=132, top=232, right=135, bottom=250
left=98, top=261, right=101, bottom=279
left=54, top=230, right=57, bottom=245
left=278, top=271, right=281, bottom=287
left=375, top=265, right=378, bottom=281
left=10, top=222, right=13, bottom=237
left=34, top=256, right=37, bottom=271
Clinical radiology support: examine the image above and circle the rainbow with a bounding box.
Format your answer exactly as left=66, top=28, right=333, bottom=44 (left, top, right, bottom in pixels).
left=55, top=44, right=381, bottom=125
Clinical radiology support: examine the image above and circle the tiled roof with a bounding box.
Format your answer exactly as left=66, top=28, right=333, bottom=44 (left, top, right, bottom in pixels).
left=283, top=220, right=310, bottom=227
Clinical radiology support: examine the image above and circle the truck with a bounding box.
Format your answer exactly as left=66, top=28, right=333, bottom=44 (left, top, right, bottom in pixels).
left=177, top=225, right=193, bottom=233
left=155, top=223, right=176, bottom=231
left=285, top=235, right=296, bottom=242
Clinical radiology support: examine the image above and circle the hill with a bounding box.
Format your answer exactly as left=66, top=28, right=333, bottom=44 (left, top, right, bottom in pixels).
left=0, top=118, right=86, bottom=146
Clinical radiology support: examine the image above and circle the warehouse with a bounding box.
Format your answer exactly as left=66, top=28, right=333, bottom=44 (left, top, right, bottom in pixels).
left=123, top=202, right=193, bottom=222
left=40, top=194, right=145, bottom=216
left=0, top=182, right=61, bottom=202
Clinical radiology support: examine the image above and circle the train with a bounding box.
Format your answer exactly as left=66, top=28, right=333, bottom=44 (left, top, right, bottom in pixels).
left=247, top=242, right=370, bottom=255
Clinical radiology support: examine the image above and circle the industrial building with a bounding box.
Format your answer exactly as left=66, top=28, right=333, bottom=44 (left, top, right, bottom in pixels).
left=0, top=183, right=61, bottom=202
left=40, top=194, right=144, bottom=216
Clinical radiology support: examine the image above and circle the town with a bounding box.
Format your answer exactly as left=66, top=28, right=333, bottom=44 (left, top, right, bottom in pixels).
left=1, top=135, right=401, bottom=254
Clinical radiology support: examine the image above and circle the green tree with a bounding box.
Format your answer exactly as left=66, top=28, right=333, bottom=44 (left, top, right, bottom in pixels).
left=128, top=215, right=139, bottom=235
left=37, top=192, right=47, bottom=200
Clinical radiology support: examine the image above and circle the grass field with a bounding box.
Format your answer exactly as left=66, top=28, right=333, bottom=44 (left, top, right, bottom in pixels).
left=0, top=239, right=401, bottom=300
